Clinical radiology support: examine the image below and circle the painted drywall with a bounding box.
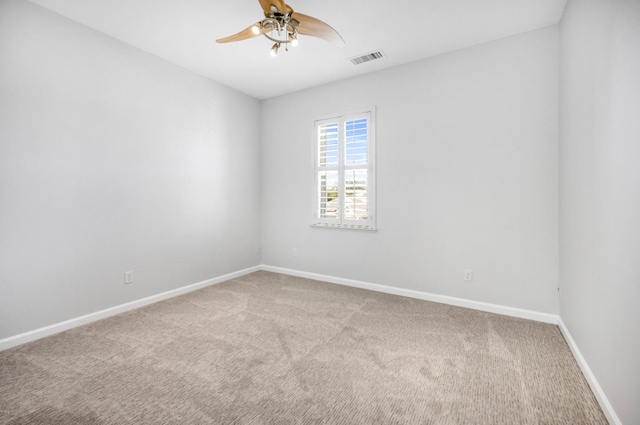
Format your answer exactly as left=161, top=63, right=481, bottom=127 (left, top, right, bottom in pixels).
left=261, top=27, right=560, bottom=314
left=559, top=0, right=640, bottom=424
left=0, top=0, right=261, bottom=340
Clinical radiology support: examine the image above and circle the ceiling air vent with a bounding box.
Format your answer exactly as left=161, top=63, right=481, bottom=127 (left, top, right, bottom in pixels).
left=349, top=50, right=385, bottom=65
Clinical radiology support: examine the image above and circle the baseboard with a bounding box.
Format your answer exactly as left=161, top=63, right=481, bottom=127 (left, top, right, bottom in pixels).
left=558, top=318, right=622, bottom=425
left=260, top=265, right=559, bottom=324
left=0, top=265, right=261, bottom=352
left=1, top=264, right=558, bottom=351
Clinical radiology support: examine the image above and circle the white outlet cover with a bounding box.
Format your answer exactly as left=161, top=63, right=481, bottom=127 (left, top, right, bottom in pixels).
left=464, top=269, right=473, bottom=282
left=124, top=271, right=134, bottom=284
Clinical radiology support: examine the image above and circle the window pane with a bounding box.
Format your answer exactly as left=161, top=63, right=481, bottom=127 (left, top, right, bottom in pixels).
left=344, top=169, right=368, bottom=220
left=345, top=118, right=368, bottom=166
left=318, top=123, right=339, bottom=167
left=317, top=170, right=339, bottom=219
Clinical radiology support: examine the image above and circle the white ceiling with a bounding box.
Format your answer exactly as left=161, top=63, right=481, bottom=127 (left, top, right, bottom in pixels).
left=28, top=0, right=567, bottom=99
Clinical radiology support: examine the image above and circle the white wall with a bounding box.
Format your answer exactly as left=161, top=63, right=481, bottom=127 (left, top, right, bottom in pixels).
left=261, top=27, right=560, bottom=314
left=0, top=0, right=261, bottom=340
left=559, top=1, right=640, bottom=424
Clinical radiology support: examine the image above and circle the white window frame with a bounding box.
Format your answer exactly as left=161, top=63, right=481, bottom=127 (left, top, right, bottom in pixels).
left=312, top=107, right=376, bottom=231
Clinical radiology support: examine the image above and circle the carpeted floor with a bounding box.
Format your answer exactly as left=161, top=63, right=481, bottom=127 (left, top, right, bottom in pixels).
left=0, top=271, right=608, bottom=424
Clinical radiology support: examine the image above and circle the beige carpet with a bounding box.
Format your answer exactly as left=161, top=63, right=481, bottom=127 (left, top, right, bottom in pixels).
left=1, top=271, right=608, bottom=424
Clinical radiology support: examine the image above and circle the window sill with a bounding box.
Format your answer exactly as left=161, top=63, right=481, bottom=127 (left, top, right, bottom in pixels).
left=311, top=223, right=377, bottom=232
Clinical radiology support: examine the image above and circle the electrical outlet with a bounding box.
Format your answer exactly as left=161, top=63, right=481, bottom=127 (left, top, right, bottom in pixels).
left=464, top=269, right=473, bottom=282
left=292, top=248, right=298, bottom=257
left=124, top=270, right=134, bottom=284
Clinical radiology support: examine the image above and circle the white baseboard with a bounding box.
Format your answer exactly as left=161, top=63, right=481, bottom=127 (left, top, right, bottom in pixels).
left=0, top=264, right=558, bottom=350
left=0, top=266, right=261, bottom=352
left=260, top=265, right=559, bottom=324
left=558, top=318, right=622, bottom=425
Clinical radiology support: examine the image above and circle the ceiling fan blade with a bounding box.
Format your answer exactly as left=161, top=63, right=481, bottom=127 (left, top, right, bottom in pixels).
left=258, top=0, right=289, bottom=16
left=291, top=12, right=344, bottom=47
left=216, top=24, right=261, bottom=44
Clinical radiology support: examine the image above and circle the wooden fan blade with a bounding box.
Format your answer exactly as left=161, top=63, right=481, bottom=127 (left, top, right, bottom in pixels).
left=291, top=12, right=344, bottom=46
left=216, top=24, right=260, bottom=44
left=258, top=0, right=289, bottom=16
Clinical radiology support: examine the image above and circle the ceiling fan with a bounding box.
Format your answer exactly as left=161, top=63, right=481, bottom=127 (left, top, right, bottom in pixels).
left=216, top=0, right=345, bottom=56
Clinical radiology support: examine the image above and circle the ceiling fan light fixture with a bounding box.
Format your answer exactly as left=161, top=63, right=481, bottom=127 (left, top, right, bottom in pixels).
left=215, top=0, right=345, bottom=55
left=270, top=43, right=280, bottom=57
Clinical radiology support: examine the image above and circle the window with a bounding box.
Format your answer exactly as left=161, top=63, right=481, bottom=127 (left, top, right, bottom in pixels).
left=313, top=109, right=376, bottom=230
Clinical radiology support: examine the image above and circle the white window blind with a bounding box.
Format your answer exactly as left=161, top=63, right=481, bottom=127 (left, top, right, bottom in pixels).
left=313, top=109, right=376, bottom=231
